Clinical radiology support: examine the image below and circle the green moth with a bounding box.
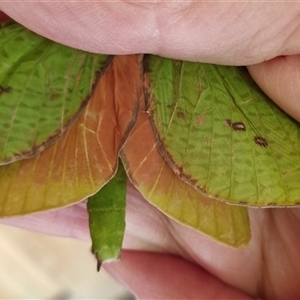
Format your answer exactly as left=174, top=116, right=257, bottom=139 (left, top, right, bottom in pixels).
left=0, top=21, right=299, bottom=264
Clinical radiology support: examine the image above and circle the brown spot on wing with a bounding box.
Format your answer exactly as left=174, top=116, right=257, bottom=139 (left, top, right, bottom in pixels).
left=195, top=115, right=206, bottom=126
left=177, top=111, right=186, bottom=119
left=0, top=85, right=12, bottom=94
left=225, top=119, right=246, bottom=131
left=254, top=136, right=268, bottom=147
left=231, top=122, right=246, bottom=131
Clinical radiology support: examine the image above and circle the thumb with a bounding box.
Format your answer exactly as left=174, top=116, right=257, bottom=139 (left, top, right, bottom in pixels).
left=247, top=55, right=300, bottom=122
left=104, top=250, right=254, bottom=299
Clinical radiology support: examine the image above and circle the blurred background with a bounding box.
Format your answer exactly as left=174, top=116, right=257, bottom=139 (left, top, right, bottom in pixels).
left=0, top=224, right=135, bottom=299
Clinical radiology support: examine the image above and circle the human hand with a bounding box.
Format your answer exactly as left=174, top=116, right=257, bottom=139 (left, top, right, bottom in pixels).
left=1, top=3, right=300, bottom=299
left=1, top=2, right=300, bottom=121
left=4, top=183, right=300, bottom=299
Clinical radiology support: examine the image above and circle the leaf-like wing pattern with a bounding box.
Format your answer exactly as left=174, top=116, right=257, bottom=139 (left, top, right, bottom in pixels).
left=146, top=56, right=300, bottom=206
left=0, top=21, right=111, bottom=164
left=0, top=55, right=141, bottom=217
left=121, top=96, right=250, bottom=247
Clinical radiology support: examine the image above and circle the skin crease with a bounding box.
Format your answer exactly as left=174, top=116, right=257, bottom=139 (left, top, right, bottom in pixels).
left=1, top=3, right=300, bottom=299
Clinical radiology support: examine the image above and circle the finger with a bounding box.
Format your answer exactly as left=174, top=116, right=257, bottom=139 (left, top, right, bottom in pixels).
left=247, top=55, right=300, bottom=122
left=0, top=201, right=90, bottom=240
left=1, top=2, right=300, bottom=64
left=0, top=10, right=9, bottom=22
left=105, top=250, right=254, bottom=299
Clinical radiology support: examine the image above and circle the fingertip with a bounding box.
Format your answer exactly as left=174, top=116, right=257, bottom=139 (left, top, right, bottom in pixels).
left=104, top=250, right=254, bottom=299
left=248, top=55, right=300, bottom=122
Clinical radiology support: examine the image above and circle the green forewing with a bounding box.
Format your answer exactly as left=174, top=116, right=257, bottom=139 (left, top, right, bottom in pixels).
left=87, top=160, right=127, bottom=265
left=146, top=56, right=300, bottom=206
left=0, top=21, right=111, bottom=164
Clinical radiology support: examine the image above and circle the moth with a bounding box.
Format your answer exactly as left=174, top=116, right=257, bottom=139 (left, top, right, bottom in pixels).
left=0, top=21, right=299, bottom=263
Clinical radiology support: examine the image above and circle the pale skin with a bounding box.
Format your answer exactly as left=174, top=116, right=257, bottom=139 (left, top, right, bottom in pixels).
left=1, top=2, right=300, bottom=299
